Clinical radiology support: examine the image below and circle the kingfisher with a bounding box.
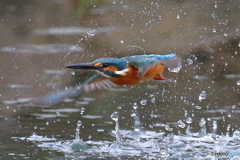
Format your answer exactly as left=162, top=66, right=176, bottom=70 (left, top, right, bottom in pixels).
left=30, top=54, right=181, bottom=106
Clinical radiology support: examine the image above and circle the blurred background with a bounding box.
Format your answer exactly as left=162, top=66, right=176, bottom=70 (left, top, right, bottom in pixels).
left=0, top=0, right=239, bottom=159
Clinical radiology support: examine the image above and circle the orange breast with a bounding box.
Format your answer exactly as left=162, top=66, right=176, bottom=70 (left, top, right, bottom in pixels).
left=109, top=64, right=165, bottom=85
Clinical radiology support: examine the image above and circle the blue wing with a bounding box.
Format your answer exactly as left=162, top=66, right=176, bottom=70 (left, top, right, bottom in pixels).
left=123, top=54, right=180, bottom=77
left=30, top=74, right=118, bottom=106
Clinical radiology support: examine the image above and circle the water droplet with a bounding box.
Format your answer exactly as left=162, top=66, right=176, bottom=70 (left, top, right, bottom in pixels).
left=87, top=30, right=95, bottom=38
left=80, top=107, right=85, bottom=115
left=111, top=111, right=119, bottom=121
left=77, top=120, right=82, bottom=127
left=199, top=118, right=206, bottom=136
left=211, top=13, right=217, bottom=19
left=199, top=118, right=206, bottom=126
left=194, top=106, right=202, bottom=109
left=31, top=132, right=37, bottom=136
left=133, top=103, right=138, bottom=109
left=177, top=120, right=186, bottom=128
left=186, top=117, right=192, bottom=124
left=140, top=99, right=147, bottom=105
left=71, top=71, right=75, bottom=75
left=184, top=110, right=188, bottom=117
left=186, top=58, right=193, bottom=65
left=212, top=120, right=217, bottom=129
left=199, top=91, right=207, bottom=101
left=226, top=124, right=231, bottom=131
left=233, top=129, right=240, bottom=140
left=165, top=125, right=173, bottom=131
left=151, top=97, right=155, bottom=103
left=131, top=113, right=137, bottom=117
left=227, top=113, right=231, bottom=117
left=237, top=80, right=240, bottom=85
left=232, top=105, right=236, bottom=109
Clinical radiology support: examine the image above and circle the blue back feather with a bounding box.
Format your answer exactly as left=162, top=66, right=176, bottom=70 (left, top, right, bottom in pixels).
left=123, top=54, right=177, bottom=67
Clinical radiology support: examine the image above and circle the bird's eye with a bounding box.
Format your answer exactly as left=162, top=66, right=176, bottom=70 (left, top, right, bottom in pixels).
left=102, top=63, right=109, bottom=67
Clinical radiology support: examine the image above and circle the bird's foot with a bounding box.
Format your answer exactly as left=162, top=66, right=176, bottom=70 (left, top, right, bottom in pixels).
left=153, top=75, right=166, bottom=80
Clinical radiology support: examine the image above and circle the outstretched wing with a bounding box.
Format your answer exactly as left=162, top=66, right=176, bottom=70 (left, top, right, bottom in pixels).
left=69, top=74, right=118, bottom=97
left=123, top=54, right=180, bottom=77
left=30, top=74, right=118, bottom=106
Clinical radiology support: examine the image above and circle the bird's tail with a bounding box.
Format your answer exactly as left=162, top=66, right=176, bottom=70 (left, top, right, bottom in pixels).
left=159, top=54, right=182, bottom=73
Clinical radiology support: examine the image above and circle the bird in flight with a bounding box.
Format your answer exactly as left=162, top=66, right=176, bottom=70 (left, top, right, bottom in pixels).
left=30, top=54, right=181, bottom=106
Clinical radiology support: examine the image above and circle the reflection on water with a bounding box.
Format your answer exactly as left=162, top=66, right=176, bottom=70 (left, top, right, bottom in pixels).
left=0, top=0, right=240, bottom=159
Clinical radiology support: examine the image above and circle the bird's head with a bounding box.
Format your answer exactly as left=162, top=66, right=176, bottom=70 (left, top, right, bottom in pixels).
left=65, top=57, right=129, bottom=77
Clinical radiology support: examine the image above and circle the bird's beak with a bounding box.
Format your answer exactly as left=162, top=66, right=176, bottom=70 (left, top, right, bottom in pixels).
left=65, top=62, right=99, bottom=70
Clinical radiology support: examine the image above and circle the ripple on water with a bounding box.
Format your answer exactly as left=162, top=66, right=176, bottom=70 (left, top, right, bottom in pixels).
left=6, top=84, right=30, bottom=88
left=42, top=108, right=81, bottom=113
left=81, top=115, right=103, bottom=119
left=31, top=108, right=81, bottom=119
left=13, top=108, right=240, bottom=159
left=31, top=113, right=68, bottom=119
left=3, top=98, right=31, bottom=104
left=43, top=70, right=65, bottom=75
left=1, top=44, right=83, bottom=54
left=223, top=74, right=240, bottom=79
left=33, top=26, right=122, bottom=35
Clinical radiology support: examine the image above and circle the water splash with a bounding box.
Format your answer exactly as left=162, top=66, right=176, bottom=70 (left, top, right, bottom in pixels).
left=199, top=118, right=207, bottom=136
left=152, top=133, right=173, bottom=159
left=16, top=114, right=240, bottom=159
left=233, top=129, right=240, bottom=141
left=61, top=39, right=84, bottom=62
left=130, top=103, right=141, bottom=141
left=71, top=120, right=91, bottom=151
left=186, top=117, right=192, bottom=136
left=165, top=125, right=173, bottom=132
left=177, top=120, right=186, bottom=129
left=212, top=134, right=220, bottom=152
left=110, top=111, right=142, bottom=150
left=76, top=120, right=82, bottom=140
left=111, top=112, right=122, bottom=144
left=168, top=65, right=182, bottom=73
left=128, top=103, right=152, bottom=142
left=212, top=120, right=218, bottom=134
